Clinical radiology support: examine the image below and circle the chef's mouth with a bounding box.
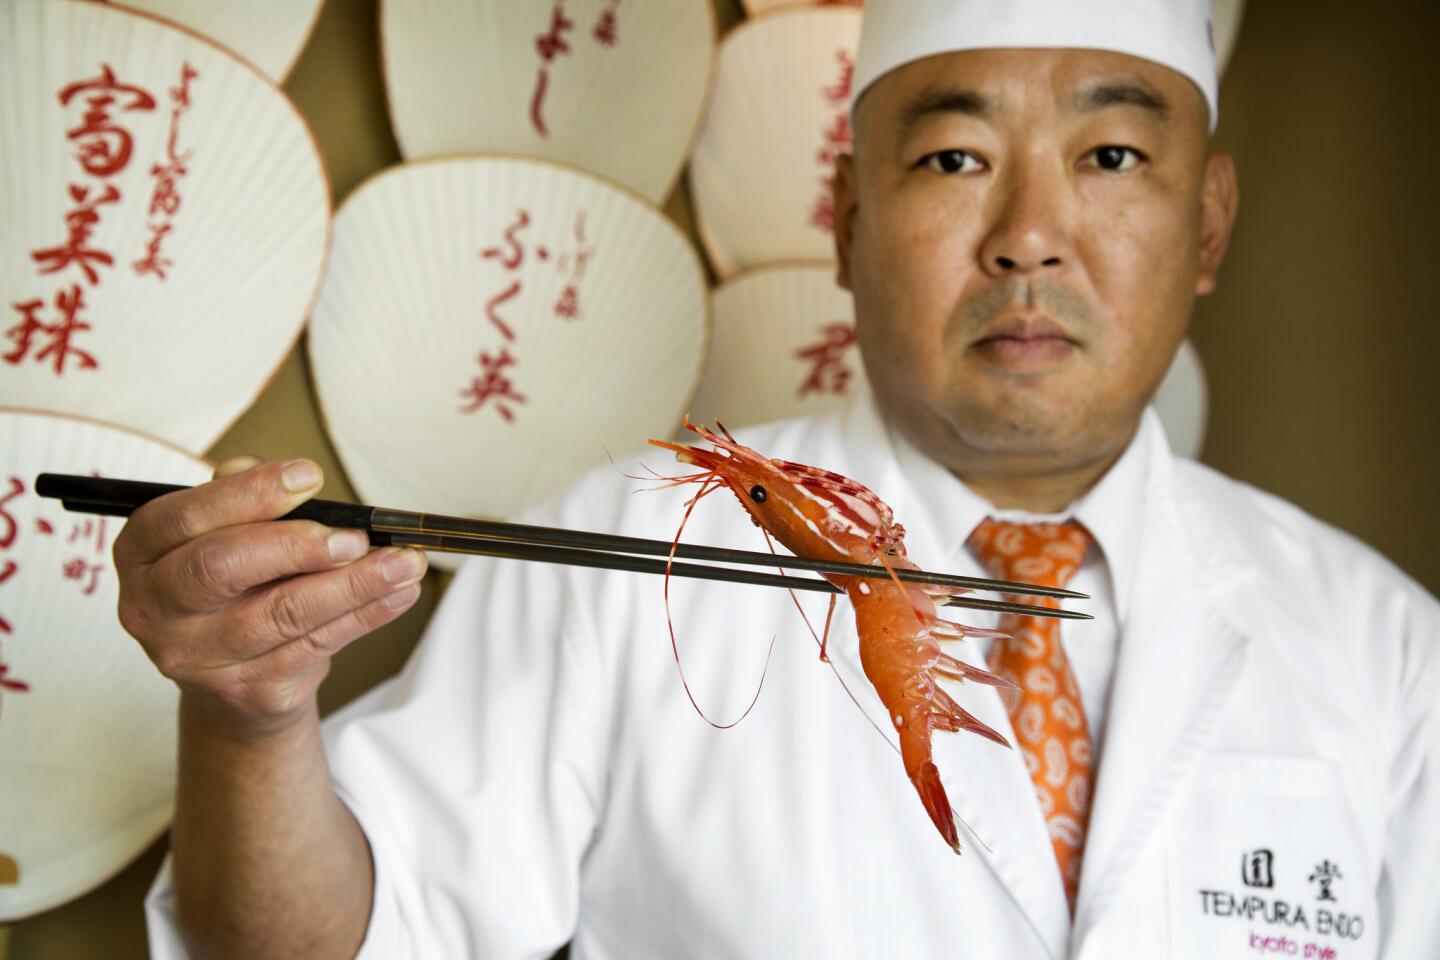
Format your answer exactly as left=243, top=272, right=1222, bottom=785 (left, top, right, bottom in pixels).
left=973, top=332, right=1078, bottom=345
left=969, top=329, right=1080, bottom=370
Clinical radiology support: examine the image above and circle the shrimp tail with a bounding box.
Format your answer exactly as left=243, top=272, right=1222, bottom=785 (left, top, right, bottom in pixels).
left=915, top=759, right=962, bottom=855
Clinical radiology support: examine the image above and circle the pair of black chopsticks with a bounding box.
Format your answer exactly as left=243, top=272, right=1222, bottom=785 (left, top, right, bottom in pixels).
left=34, top=474, right=1091, bottom=621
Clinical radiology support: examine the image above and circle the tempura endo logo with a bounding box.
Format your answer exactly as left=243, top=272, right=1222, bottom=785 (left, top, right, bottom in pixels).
left=1200, top=890, right=1365, bottom=940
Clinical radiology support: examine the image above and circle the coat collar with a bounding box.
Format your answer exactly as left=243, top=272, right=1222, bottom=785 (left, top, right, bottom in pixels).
left=1069, top=419, right=1270, bottom=952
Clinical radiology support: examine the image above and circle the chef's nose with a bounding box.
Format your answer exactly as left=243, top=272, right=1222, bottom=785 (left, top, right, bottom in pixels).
left=979, top=159, right=1073, bottom=277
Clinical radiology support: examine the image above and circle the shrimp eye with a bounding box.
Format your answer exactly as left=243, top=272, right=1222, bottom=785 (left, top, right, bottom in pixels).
left=748, top=484, right=767, bottom=504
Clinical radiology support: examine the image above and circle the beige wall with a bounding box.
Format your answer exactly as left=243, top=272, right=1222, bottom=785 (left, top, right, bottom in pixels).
left=7, top=0, right=1437, bottom=955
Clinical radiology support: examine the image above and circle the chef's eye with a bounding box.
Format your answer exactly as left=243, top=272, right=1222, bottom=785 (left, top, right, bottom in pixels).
left=748, top=485, right=767, bottom=504
left=918, top=150, right=983, bottom=175
left=1086, top=145, right=1144, bottom=171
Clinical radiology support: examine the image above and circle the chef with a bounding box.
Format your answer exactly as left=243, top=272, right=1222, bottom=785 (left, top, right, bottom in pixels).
left=130, top=0, right=1440, bottom=957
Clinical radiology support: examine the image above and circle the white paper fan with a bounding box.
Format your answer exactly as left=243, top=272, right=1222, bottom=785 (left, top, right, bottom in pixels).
left=93, top=0, right=324, bottom=83
left=1153, top=338, right=1209, bottom=459
left=1214, top=0, right=1246, bottom=74
left=0, top=0, right=330, bottom=455
left=381, top=0, right=715, bottom=204
left=689, top=6, right=861, bottom=278
left=742, top=0, right=863, bottom=15
left=0, top=409, right=210, bottom=921
left=688, top=263, right=865, bottom=432
left=308, top=156, right=709, bottom=570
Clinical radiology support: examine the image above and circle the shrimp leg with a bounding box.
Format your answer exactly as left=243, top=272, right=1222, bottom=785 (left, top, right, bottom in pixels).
left=928, top=617, right=1010, bottom=642
left=818, top=594, right=836, bottom=662
left=933, top=652, right=1017, bottom=689
left=929, top=685, right=1011, bottom=748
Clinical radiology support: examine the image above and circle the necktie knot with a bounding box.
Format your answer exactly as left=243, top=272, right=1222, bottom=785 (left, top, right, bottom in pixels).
left=966, top=518, right=1091, bottom=591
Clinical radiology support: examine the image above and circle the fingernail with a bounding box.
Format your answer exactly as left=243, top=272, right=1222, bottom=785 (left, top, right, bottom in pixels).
left=382, top=583, right=421, bottom=610
left=281, top=459, right=322, bottom=492
left=327, top=530, right=369, bottom=563
left=382, top=548, right=425, bottom=584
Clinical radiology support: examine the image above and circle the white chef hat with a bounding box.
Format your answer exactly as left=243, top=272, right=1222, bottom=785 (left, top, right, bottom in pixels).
left=852, top=0, right=1219, bottom=131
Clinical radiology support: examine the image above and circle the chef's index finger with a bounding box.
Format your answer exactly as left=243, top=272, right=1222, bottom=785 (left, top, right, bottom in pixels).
left=122, top=459, right=327, bottom=565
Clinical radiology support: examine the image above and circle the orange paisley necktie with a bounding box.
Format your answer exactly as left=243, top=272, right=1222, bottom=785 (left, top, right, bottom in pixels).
left=967, top=518, right=1093, bottom=914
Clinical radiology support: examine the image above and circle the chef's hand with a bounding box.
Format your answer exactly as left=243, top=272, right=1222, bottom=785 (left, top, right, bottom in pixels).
left=113, top=455, right=428, bottom=738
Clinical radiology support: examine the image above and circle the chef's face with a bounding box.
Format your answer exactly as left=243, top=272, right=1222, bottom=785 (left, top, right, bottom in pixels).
left=835, top=48, right=1237, bottom=486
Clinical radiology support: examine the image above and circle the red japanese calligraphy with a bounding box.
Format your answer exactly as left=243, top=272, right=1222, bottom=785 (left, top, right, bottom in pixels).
left=20, top=65, right=156, bottom=378
left=536, top=2, right=575, bottom=61
left=57, top=63, right=157, bottom=179
left=59, top=510, right=109, bottom=596
left=148, top=63, right=198, bottom=219
left=530, top=1, right=620, bottom=137
left=810, top=49, right=855, bottom=234
left=133, top=223, right=173, bottom=280
left=530, top=2, right=575, bottom=137
left=820, top=50, right=855, bottom=123
left=61, top=557, right=104, bottom=596
left=552, top=211, right=593, bottom=320
left=0, top=650, right=29, bottom=720
left=593, top=0, right=621, bottom=46
left=458, top=348, right=526, bottom=422
left=135, top=62, right=199, bottom=280
left=0, top=477, right=28, bottom=717
left=6, top=284, right=98, bottom=375
left=484, top=281, right=521, bottom=342
left=552, top=285, right=580, bottom=320
left=467, top=206, right=595, bottom=418
left=66, top=516, right=109, bottom=555
left=480, top=209, right=537, bottom=341
left=0, top=477, right=21, bottom=550
left=31, top=183, right=121, bottom=286
left=795, top=321, right=857, bottom=397
left=481, top=209, right=533, bottom=270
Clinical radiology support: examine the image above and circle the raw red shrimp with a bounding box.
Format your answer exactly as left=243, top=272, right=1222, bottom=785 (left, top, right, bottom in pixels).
left=649, top=417, right=1015, bottom=853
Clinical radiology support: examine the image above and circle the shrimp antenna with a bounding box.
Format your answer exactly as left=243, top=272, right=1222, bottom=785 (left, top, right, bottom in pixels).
left=604, top=443, right=670, bottom=482
left=760, top=530, right=901, bottom=759
left=663, top=471, right=777, bottom=729
left=606, top=444, right=718, bottom=491
left=958, top=815, right=996, bottom=856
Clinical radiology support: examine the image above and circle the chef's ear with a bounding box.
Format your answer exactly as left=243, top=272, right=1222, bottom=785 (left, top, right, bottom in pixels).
left=1195, top=148, right=1238, bottom=297
left=833, top=152, right=858, bottom=292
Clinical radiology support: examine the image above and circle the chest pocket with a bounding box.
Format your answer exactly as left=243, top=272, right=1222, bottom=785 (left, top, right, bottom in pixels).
left=1164, top=753, right=1377, bottom=960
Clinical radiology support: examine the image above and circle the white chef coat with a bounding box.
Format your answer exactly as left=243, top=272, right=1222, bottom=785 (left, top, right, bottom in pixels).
left=146, top=387, right=1440, bottom=960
